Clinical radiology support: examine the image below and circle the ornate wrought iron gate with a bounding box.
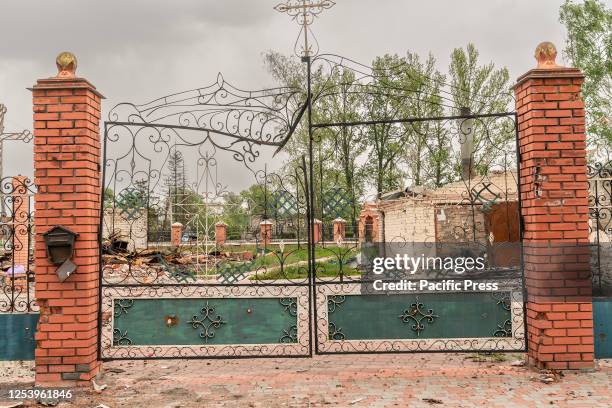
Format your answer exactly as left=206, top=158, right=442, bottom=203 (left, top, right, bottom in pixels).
left=588, top=162, right=612, bottom=358
left=98, top=54, right=526, bottom=360
left=304, top=54, right=526, bottom=354
left=0, top=176, right=38, bottom=360
left=99, top=76, right=313, bottom=359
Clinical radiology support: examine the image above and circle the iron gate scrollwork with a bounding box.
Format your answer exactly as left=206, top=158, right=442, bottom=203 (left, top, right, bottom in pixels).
left=99, top=52, right=527, bottom=360
left=99, top=74, right=312, bottom=359
left=588, top=162, right=612, bottom=297
left=305, top=54, right=526, bottom=354
left=0, top=176, right=37, bottom=314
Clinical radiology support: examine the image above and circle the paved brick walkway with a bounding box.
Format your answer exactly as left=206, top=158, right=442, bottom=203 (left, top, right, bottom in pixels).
left=1, top=354, right=611, bottom=407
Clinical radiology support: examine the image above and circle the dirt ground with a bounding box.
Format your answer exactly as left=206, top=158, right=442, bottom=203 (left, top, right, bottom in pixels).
left=0, top=354, right=611, bottom=408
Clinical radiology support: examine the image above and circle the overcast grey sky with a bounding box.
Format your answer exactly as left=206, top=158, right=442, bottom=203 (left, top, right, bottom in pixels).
left=0, top=0, right=568, bottom=181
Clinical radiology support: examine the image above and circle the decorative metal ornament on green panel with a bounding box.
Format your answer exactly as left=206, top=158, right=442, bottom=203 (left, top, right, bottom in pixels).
left=492, top=292, right=511, bottom=311
left=116, top=187, right=146, bottom=220
left=328, top=296, right=346, bottom=340
left=328, top=322, right=345, bottom=340
left=328, top=295, right=346, bottom=314
left=270, top=190, right=298, bottom=217
left=114, top=299, right=134, bottom=318
left=280, top=325, right=298, bottom=343
left=323, top=188, right=351, bottom=218
left=494, top=319, right=512, bottom=337
left=279, top=298, right=297, bottom=317
left=187, top=302, right=226, bottom=343
left=113, top=328, right=132, bottom=346
left=398, top=297, right=439, bottom=336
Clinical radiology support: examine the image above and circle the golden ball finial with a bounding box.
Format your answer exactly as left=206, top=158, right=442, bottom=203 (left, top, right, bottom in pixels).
left=534, top=42, right=560, bottom=69
left=55, top=51, right=77, bottom=78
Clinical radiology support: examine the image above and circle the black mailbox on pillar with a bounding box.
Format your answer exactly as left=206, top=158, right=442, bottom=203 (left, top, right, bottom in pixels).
left=43, top=226, right=79, bottom=283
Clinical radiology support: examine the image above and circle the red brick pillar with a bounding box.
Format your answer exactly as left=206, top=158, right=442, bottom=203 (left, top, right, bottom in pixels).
left=12, top=175, right=30, bottom=267
left=358, top=203, right=380, bottom=243
left=32, top=52, right=103, bottom=384
left=313, top=219, right=323, bottom=244
left=333, top=217, right=345, bottom=244
left=260, top=220, right=272, bottom=245
left=515, top=42, right=593, bottom=370
left=215, top=221, right=227, bottom=246
left=171, top=222, right=183, bottom=247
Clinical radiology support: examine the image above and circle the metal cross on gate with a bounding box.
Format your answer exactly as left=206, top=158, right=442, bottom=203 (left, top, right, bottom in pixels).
left=274, top=0, right=335, bottom=57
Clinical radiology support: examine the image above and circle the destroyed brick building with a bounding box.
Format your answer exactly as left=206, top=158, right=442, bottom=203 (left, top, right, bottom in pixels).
left=358, top=171, right=521, bottom=267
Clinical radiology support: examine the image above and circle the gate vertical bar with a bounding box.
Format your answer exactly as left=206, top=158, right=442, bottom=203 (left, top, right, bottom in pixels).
left=305, top=54, right=319, bottom=353
left=97, top=122, right=108, bottom=361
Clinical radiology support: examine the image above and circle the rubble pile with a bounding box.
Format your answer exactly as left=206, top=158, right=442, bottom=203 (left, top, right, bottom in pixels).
left=102, top=232, right=256, bottom=284
left=0, top=250, right=34, bottom=290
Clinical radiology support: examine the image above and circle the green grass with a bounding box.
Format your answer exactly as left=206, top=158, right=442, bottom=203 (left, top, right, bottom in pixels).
left=183, top=243, right=360, bottom=280
left=253, top=246, right=323, bottom=268
left=250, top=259, right=361, bottom=281
left=232, top=244, right=359, bottom=269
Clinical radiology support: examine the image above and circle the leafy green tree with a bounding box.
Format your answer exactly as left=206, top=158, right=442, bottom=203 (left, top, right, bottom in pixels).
left=391, top=52, right=451, bottom=187
left=103, top=188, right=114, bottom=207
left=163, top=149, right=188, bottom=225
left=265, top=51, right=364, bottom=218
left=560, top=0, right=612, bottom=155
left=313, top=67, right=366, bottom=222
left=361, top=55, right=409, bottom=198
left=240, top=183, right=268, bottom=220
left=449, top=44, right=514, bottom=176
left=222, top=192, right=250, bottom=238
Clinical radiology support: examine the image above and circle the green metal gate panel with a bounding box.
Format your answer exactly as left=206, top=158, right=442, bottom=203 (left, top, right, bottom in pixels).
left=0, top=314, right=38, bottom=361
left=315, top=284, right=525, bottom=353
left=325, top=293, right=511, bottom=340
left=113, top=298, right=297, bottom=345
left=100, top=286, right=311, bottom=359
left=594, top=298, right=612, bottom=358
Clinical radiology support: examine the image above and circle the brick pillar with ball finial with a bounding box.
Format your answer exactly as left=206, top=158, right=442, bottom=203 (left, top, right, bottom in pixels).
left=333, top=218, right=346, bottom=244
left=515, top=42, right=594, bottom=370
left=260, top=220, right=272, bottom=245
left=32, top=52, right=104, bottom=384
left=171, top=222, right=184, bottom=247
left=215, top=221, right=228, bottom=246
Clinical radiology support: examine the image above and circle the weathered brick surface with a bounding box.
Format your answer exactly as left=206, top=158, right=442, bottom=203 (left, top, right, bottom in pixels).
left=358, top=203, right=381, bottom=243
left=215, top=221, right=227, bottom=246
left=435, top=204, right=487, bottom=243
left=382, top=200, right=436, bottom=242
left=332, top=218, right=346, bottom=243
left=260, top=220, right=272, bottom=245
left=102, top=208, right=147, bottom=250
left=32, top=76, right=103, bottom=384
left=515, top=65, right=594, bottom=369
left=170, top=222, right=183, bottom=247
left=313, top=219, right=323, bottom=243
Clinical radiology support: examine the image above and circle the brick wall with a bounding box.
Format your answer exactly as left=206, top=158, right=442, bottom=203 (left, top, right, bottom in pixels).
left=215, top=221, right=227, bottom=246
left=102, top=208, right=147, bottom=250
left=333, top=218, right=346, bottom=243
left=358, top=203, right=381, bottom=243
left=515, top=43, right=593, bottom=369
left=382, top=200, right=436, bottom=242
left=434, top=204, right=487, bottom=244
left=32, top=54, right=104, bottom=384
